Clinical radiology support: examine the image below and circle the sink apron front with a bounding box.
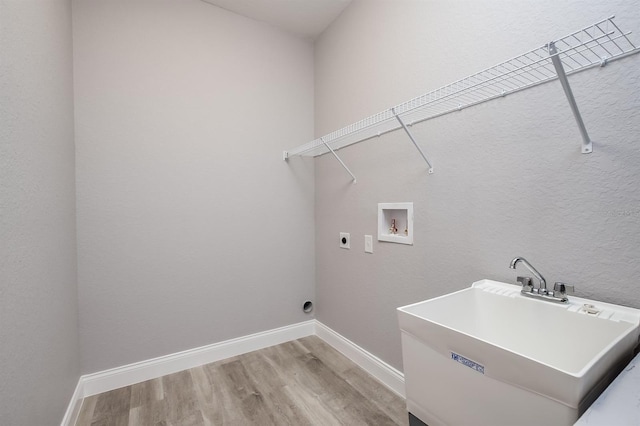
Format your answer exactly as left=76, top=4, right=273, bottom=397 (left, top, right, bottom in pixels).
left=398, top=280, right=640, bottom=426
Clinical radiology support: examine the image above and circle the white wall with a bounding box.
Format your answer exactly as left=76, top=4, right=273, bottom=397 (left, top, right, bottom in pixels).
left=314, top=0, right=640, bottom=370
left=0, top=0, right=81, bottom=423
left=73, top=0, right=315, bottom=373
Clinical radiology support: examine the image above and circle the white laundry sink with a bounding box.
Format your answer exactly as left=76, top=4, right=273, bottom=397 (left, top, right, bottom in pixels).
left=398, top=280, right=640, bottom=426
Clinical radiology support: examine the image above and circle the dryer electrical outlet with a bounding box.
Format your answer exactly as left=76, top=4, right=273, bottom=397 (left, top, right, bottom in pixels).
left=339, top=232, right=350, bottom=249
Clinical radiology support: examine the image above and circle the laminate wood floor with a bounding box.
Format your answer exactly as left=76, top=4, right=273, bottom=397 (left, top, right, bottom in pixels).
left=75, top=336, right=408, bottom=426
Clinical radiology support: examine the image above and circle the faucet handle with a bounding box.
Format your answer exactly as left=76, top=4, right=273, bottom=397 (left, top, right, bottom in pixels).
left=517, top=276, right=533, bottom=288
left=553, top=282, right=575, bottom=295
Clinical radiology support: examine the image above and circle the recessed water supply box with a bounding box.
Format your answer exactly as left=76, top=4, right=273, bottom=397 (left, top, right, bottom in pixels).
left=378, top=202, right=413, bottom=245
left=397, top=280, right=640, bottom=426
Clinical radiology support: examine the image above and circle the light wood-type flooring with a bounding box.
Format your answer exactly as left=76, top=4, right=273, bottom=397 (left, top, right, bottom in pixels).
left=75, top=336, right=408, bottom=425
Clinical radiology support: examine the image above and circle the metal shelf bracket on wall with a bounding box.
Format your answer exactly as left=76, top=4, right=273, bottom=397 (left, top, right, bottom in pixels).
left=547, top=41, right=593, bottom=154
left=392, top=107, right=434, bottom=173
left=284, top=140, right=357, bottom=183
left=320, top=136, right=357, bottom=183
left=283, top=16, right=638, bottom=174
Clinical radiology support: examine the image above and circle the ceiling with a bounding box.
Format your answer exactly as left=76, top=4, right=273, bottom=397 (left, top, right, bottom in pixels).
left=200, top=0, right=352, bottom=40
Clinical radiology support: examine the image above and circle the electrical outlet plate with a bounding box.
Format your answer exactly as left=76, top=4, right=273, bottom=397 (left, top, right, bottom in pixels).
left=339, top=232, right=350, bottom=249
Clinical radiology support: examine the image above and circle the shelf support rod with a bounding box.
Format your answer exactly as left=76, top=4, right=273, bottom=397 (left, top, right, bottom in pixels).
left=548, top=41, right=593, bottom=154
left=392, top=108, right=434, bottom=173
left=321, top=137, right=357, bottom=183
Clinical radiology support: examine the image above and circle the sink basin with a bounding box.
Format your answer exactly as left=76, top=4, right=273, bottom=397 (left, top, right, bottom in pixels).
left=398, top=280, right=640, bottom=426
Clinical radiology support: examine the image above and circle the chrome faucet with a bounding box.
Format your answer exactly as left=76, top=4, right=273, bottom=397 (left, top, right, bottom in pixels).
left=509, top=257, right=546, bottom=290
left=509, top=257, right=574, bottom=304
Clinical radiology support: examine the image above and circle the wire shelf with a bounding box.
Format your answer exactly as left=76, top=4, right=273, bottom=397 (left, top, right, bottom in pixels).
left=284, top=16, right=638, bottom=159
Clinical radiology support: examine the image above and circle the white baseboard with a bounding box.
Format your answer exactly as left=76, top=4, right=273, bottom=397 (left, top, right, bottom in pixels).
left=315, top=321, right=405, bottom=398
left=80, top=320, right=315, bottom=398
left=62, top=319, right=405, bottom=425
left=60, top=379, right=84, bottom=426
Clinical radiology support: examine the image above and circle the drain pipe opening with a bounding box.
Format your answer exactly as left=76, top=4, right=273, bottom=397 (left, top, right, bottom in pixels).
left=303, top=301, right=313, bottom=313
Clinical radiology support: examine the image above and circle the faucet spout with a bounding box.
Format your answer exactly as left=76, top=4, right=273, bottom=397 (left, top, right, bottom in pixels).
left=509, top=257, right=547, bottom=289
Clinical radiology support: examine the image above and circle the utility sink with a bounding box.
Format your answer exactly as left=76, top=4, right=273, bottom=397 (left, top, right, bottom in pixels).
left=398, top=280, right=640, bottom=426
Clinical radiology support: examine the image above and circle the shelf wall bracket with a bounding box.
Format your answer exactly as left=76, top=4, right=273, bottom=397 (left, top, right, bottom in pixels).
left=392, top=108, right=434, bottom=173
left=548, top=41, right=593, bottom=154
left=321, top=137, right=357, bottom=183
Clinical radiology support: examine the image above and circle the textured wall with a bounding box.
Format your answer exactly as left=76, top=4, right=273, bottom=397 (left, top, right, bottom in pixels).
left=314, top=0, right=640, bottom=370
left=0, top=0, right=80, bottom=423
left=73, top=0, right=315, bottom=373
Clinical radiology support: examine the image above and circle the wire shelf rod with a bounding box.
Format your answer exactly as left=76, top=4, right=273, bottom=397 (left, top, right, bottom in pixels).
left=393, top=48, right=572, bottom=114
left=554, top=15, right=615, bottom=45
left=556, top=35, right=630, bottom=68
left=609, top=18, right=637, bottom=49
left=284, top=16, right=638, bottom=159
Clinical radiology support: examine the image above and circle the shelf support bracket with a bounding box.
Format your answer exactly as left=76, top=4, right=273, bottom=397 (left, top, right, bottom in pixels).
left=321, top=137, right=357, bottom=183
left=392, top=108, right=434, bottom=173
left=548, top=42, right=593, bottom=154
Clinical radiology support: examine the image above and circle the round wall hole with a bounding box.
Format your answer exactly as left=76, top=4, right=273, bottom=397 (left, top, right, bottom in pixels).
left=303, top=300, right=313, bottom=313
